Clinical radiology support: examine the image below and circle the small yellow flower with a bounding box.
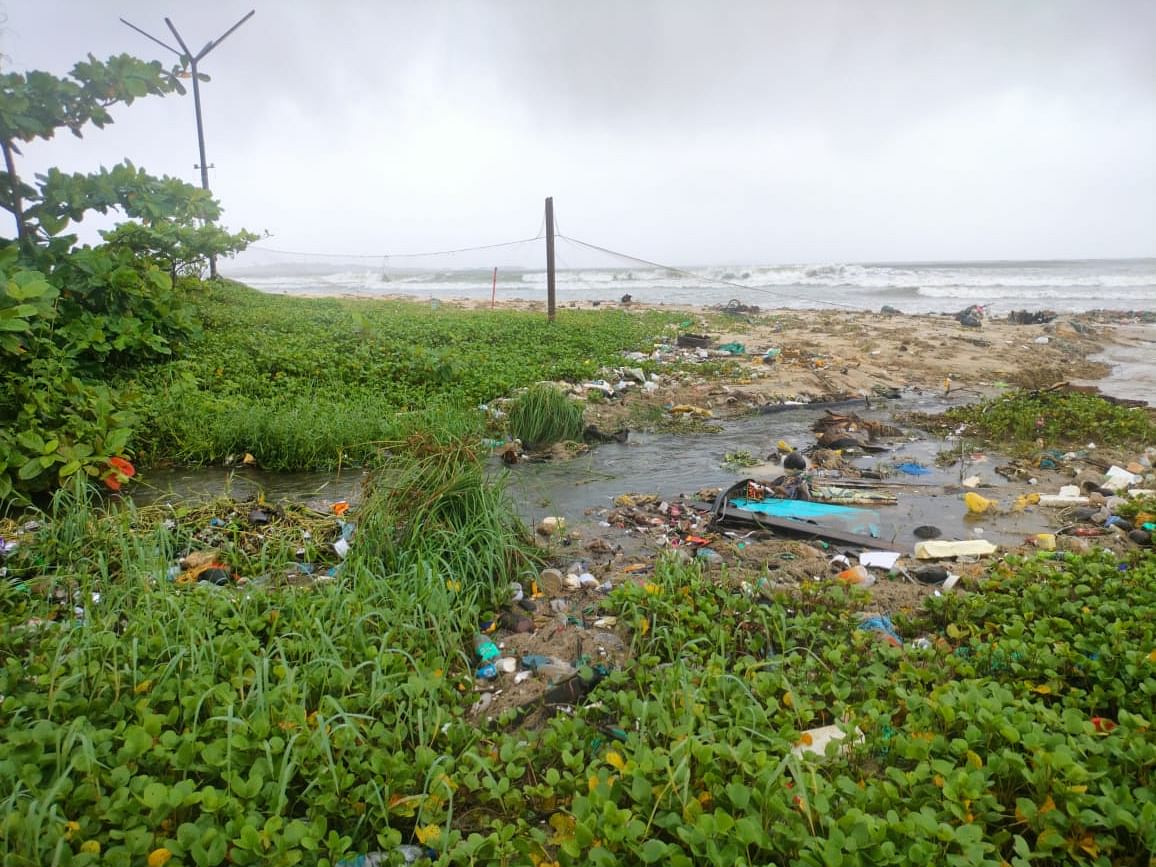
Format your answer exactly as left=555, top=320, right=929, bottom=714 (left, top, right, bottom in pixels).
left=148, top=848, right=173, bottom=867
left=80, top=840, right=101, bottom=855
left=605, top=751, right=626, bottom=771
left=415, top=824, right=441, bottom=846
left=64, top=821, right=80, bottom=840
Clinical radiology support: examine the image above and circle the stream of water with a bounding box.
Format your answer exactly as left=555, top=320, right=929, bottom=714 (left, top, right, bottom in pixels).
left=133, top=392, right=1057, bottom=551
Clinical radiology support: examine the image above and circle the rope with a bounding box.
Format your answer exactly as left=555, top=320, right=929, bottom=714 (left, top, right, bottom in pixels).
left=557, top=233, right=862, bottom=310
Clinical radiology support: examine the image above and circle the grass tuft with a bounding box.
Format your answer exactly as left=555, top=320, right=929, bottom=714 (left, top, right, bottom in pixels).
left=506, top=383, right=585, bottom=449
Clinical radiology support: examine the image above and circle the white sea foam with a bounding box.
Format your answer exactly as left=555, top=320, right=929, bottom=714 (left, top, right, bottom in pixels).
left=226, top=258, right=1156, bottom=314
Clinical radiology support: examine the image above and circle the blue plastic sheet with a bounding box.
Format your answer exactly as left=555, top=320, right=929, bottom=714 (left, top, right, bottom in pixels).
left=896, top=462, right=932, bottom=476
left=729, top=497, right=880, bottom=537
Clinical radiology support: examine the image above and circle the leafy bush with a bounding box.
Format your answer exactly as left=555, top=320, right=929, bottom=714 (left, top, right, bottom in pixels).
left=0, top=53, right=254, bottom=503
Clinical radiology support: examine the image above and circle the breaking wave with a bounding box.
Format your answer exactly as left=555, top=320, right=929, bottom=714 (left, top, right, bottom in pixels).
left=227, top=258, right=1156, bottom=314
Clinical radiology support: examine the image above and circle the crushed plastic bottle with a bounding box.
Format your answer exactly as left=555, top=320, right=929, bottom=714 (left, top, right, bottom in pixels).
left=474, top=634, right=500, bottom=662
left=521, top=654, right=577, bottom=681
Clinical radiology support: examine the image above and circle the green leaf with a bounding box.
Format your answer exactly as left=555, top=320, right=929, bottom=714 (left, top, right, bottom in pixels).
left=0, top=304, right=38, bottom=319
left=5, top=271, right=52, bottom=300
left=120, top=725, right=153, bottom=760
left=17, top=458, right=43, bottom=480
left=147, top=269, right=173, bottom=292
left=16, top=431, right=45, bottom=453
left=142, top=781, right=168, bottom=809
left=638, top=839, right=667, bottom=863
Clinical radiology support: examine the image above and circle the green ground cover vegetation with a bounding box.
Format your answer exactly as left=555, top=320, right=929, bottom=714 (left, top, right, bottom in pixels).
left=2, top=463, right=1154, bottom=865
left=123, top=282, right=679, bottom=471
left=935, top=390, right=1156, bottom=450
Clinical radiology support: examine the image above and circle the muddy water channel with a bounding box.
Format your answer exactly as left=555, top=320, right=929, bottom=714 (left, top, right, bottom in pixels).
left=508, top=396, right=1054, bottom=552
left=134, top=393, right=1056, bottom=553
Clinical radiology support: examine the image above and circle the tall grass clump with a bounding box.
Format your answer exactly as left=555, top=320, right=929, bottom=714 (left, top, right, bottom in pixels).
left=506, top=383, right=585, bottom=449
left=351, top=429, right=539, bottom=602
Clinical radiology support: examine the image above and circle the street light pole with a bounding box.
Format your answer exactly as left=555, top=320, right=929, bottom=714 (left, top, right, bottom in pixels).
left=121, top=10, right=255, bottom=278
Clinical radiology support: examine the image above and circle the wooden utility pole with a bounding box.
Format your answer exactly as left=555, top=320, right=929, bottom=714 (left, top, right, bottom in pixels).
left=545, top=196, right=556, bottom=322
left=121, top=10, right=255, bottom=279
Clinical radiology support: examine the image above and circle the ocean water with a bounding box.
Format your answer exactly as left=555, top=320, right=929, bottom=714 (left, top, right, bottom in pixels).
left=226, top=257, right=1156, bottom=316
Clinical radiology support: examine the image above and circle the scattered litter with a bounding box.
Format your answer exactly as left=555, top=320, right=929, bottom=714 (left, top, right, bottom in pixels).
left=858, top=551, right=902, bottom=570
left=914, top=539, right=998, bottom=559
left=896, top=462, right=933, bottom=476
left=858, top=615, right=903, bottom=646
left=837, top=565, right=876, bottom=587
left=964, top=492, right=997, bottom=515
left=1104, top=465, right=1142, bottom=491
left=792, top=723, right=865, bottom=758
left=537, top=516, right=566, bottom=536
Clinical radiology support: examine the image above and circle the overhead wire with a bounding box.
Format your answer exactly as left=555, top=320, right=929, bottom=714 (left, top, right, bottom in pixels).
left=249, top=232, right=544, bottom=261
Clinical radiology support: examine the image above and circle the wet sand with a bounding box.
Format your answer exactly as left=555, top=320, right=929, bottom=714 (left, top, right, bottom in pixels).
left=1075, top=324, right=1156, bottom=406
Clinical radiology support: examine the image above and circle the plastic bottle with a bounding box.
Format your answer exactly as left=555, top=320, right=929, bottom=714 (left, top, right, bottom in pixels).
left=521, top=654, right=577, bottom=681
left=474, top=634, right=499, bottom=662
left=836, top=565, right=876, bottom=587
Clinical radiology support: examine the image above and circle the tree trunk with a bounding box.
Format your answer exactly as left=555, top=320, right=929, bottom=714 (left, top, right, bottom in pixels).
left=1, top=136, right=28, bottom=248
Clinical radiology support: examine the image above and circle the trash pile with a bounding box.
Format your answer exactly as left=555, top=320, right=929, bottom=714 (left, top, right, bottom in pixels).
left=811, top=410, right=901, bottom=453
left=1007, top=309, right=1057, bottom=325
left=466, top=553, right=637, bottom=724
left=954, top=304, right=985, bottom=328
left=144, top=498, right=356, bottom=588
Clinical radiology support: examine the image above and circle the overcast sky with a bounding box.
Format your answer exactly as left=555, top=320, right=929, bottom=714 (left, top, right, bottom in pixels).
left=2, top=0, right=1154, bottom=266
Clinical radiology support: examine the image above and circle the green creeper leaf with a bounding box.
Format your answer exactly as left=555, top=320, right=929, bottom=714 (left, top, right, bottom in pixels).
left=142, top=782, right=168, bottom=809
left=638, top=839, right=667, bottom=863
left=120, top=725, right=153, bottom=760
